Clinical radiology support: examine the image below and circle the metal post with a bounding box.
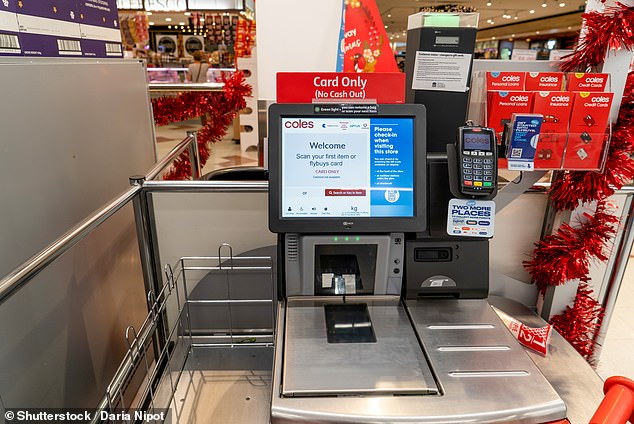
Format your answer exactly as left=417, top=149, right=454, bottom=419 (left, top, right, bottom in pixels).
left=129, top=176, right=167, bottom=353
left=187, top=130, right=201, bottom=180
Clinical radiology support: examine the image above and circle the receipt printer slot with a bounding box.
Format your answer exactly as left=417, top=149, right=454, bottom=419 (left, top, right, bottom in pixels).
left=414, top=247, right=452, bottom=262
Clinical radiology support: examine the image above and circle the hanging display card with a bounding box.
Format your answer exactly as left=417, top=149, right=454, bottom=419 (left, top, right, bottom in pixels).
left=447, top=198, right=495, bottom=238
left=77, top=0, right=123, bottom=57
left=507, top=114, right=543, bottom=171
left=411, top=51, right=471, bottom=92
left=16, top=0, right=83, bottom=57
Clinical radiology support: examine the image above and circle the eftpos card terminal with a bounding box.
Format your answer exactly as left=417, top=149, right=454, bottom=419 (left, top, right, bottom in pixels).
left=457, top=126, right=497, bottom=196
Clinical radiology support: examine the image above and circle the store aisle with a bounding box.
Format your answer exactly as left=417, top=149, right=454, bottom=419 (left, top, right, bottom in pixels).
left=154, top=118, right=258, bottom=176
left=596, top=252, right=634, bottom=380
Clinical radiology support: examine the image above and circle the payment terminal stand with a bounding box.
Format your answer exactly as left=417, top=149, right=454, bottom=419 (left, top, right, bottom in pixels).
left=267, top=101, right=566, bottom=423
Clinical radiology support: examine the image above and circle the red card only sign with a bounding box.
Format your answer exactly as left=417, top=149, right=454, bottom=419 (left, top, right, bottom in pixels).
left=276, top=72, right=405, bottom=103
left=341, top=0, right=398, bottom=73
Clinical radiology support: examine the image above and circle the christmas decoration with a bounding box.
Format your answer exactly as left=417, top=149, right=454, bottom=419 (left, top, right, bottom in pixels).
left=525, top=68, right=633, bottom=359
left=524, top=201, right=619, bottom=293
left=550, top=282, right=605, bottom=363
left=151, top=72, right=252, bottom=180
left=341, top=0, right=398, bottom=73
left=561, top=3, right=634, bottom=72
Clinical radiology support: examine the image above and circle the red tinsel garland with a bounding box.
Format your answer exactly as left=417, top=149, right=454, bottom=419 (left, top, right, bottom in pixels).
left=524, top=201, right=618, bottom=294
left=550, top=282, right=605, bottom=363
left=151, top=72, right=252, bottom=180
left=525, top=70, right=633, bottom=359
left=561, top=3, right=634, bottom=72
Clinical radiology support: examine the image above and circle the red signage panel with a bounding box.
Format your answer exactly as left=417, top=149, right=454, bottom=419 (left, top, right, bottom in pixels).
left=276, top=72, right=405, bottom=104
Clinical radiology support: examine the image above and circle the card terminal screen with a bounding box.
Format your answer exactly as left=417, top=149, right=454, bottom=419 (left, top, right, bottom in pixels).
left=463, top=132, right=492, bottom=151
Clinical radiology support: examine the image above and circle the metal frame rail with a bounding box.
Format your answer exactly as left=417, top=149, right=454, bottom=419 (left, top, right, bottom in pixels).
left=0, top=133, right=198, bottom=306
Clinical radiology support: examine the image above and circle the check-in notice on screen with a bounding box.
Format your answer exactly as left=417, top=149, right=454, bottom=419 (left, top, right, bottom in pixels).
left=281, top=117, right=414, bottom=218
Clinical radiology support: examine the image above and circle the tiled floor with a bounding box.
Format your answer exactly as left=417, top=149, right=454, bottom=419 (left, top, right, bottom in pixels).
left=596, top=253, right=634, bottom=380
left=154, top=118, right=258, bottom=176
left=154, top=118, right=633, bottom=383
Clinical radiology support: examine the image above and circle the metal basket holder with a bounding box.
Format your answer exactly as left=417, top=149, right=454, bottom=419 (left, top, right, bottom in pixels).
left=93, top=243, right=275, bottom=423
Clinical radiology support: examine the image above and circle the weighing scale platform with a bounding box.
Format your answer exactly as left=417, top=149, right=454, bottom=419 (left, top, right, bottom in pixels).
left=283, top=297, right=438, bottom=397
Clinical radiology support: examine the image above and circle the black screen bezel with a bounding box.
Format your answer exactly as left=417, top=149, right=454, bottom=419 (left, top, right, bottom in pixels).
left=268, top=103, right=427, bottom=234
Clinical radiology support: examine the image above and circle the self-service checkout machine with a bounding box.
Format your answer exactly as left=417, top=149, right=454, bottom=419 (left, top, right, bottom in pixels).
left=267, top=12, right=566, bottom=424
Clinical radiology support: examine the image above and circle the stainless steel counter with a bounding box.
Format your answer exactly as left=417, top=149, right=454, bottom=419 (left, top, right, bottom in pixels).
left=488, top=296, right=605, bottom=424
left=272, top=297, right=567, bottom=423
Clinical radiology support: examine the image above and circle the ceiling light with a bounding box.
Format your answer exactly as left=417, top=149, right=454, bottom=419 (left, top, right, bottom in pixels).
left=536, top=30, right=540, bottom=34
left=179, top=22, right=185, bottom=25
left=384, top=25, right=388, bottom=28
left=541, top=1, right=547, bottom=6
left=184, top=12, right=191, bottom=16
left=490, top=20, right=495, bottom=24
left=165, top=17, right=172, bottom=22
left=486, top=0, right=492, bottom=5
left=512, top=33, right=516, bottom=37
left=387, top=13, right=391, bottom=17
left=529, top=9, right=535, bottom=13
left=492, top=36, right=496, bottom=40
left=514, top=15, right=518, bottom=19
left=149, top=21, right=154, bottom=25
left=146, top=11, right=152, bottom=15
left=568, top=26, right=572, bottom=29
left=559, top=1, right=565, bottom=6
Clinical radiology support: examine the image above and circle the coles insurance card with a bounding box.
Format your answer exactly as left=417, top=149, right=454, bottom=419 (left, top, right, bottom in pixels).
left=447, top=198, right=496, bottom=237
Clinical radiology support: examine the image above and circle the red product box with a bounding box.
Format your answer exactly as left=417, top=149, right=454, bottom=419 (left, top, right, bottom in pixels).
left=562, top=132, right=607, bottom=170
left=487, top=91, right=534, bottom=135
left=567, top=73, right=609, bottom=92
left=525, top=72, right=565, bottom=91
left=486, top=72, right=526, bottom=91
left=569, top=91, right=613, bottom=133
left=532, top=91, right=573, bottom=169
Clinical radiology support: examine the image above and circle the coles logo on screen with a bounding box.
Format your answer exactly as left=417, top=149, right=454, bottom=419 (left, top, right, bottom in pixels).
left=284, top=119, right=314, bottom=129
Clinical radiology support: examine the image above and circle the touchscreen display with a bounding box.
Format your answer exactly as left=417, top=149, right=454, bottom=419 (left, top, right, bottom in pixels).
left=281, top=117, right=415, bottom=218
left=463, top=132, right=492, bottom=150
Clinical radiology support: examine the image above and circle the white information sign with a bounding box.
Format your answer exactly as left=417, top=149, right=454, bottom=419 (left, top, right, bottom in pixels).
left=411, top=51, right=471, bottom=92
left=507, top=160, right=535, bottom=171
left=447, top=198, right=496, bottom=237
left=549, top=49, right=574, bottom=61
left=511, top=49, right=538, bottom=61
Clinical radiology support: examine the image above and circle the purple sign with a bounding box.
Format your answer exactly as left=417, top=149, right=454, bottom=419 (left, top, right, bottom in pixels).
left=77, top=0, right=122, bottom=58
left=81, top=38, right=122, bottom=57
left=1, top=0, right=122, bottom=58
left=17, top=0, right=78, bottom=23
left=19, top=32, right=82, bottom=56
left=77, top=0, right=119, bottom=29
left=0, top=0, right=18, bottom=13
